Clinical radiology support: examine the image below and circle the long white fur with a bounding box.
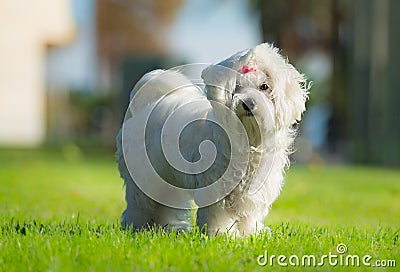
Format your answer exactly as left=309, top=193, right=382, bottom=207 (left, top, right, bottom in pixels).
left=116, top=43, right=309, bottom=236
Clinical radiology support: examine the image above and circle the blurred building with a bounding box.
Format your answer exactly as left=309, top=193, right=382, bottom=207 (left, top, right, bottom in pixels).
left=0, top=1, right=74, bottom=146
left=0, top=0, right=182, bottom=147
left=46, top=0, right=97, bottom=92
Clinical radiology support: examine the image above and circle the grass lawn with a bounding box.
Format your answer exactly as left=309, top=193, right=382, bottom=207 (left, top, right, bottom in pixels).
left=0, top=148, right=399, bottom=271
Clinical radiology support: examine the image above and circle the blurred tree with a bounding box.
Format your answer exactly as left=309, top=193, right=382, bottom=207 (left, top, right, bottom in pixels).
left=252, top=0, right=399, bottom=166
left=96, top=0, right=184, bottom=126
left=97, top=0, right=183, bottom=88
left=253, top=0, right=333, bottom=58
left=253, top=0, right=352, bottom=157
left=386, top=0, right=400, bottom=166
left=353, top=0, right=400, bottom=166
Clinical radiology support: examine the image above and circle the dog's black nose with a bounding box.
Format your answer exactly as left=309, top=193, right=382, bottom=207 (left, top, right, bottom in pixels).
left=242, top=100, right=256, bottom=112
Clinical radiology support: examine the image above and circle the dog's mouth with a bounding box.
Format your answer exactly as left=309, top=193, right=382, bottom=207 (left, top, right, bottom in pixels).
left=243, top=109, right=254, bottom=117
left=231, top=91, right=257, bottom=118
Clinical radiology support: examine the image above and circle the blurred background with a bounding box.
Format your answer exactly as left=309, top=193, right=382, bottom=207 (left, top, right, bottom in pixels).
left=0, top=0, right=399, bottom=167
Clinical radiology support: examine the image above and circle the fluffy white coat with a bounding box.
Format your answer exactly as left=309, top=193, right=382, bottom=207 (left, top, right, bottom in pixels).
left=116, top=43, right=309, bottom=236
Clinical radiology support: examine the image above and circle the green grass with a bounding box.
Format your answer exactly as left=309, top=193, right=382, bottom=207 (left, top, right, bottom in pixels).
left=0, top=148, right=399, bottom=271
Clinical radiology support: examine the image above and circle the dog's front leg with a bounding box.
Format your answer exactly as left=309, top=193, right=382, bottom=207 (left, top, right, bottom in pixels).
left=196, top=203, right=239, bottom=236
left=237, top=213, right=267, bottom=236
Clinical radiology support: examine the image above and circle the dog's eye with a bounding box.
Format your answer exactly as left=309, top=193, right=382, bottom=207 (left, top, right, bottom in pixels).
left=259, top=83, right=270, bottom=91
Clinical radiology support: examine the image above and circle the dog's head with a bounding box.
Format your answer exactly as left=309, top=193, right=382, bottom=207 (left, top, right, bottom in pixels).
left=202, top=43, right=309, bottom=144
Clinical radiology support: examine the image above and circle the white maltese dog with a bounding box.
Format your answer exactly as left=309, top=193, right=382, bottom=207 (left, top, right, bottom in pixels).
left=116, top=43, right=309, bottom=236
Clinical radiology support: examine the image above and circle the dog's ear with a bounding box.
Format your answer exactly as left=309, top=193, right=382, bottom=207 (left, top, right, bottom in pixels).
left=273, top=64, right=309, bottom=129
left=201, top=64, right=237, bottom=105
left=202, top=48, right=255, bottom=105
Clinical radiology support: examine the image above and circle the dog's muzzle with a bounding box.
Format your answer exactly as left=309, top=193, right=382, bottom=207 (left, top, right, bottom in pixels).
left=241, top=99, right=256, bottom=116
